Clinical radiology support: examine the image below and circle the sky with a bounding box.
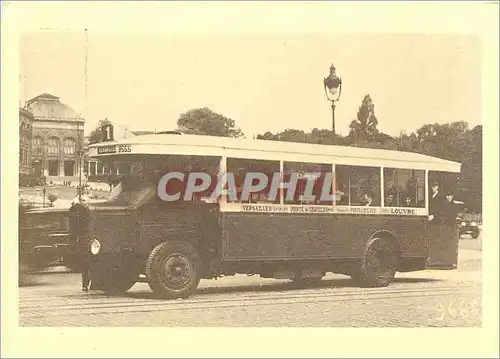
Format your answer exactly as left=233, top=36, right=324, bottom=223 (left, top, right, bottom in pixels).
left=19, top=31, right=481, bottom=138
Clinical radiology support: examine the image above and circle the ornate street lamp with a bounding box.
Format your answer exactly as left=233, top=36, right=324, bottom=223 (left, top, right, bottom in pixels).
left=323, top=63, right=342, bottom=135
left=76, top=120, right=84, bottom=201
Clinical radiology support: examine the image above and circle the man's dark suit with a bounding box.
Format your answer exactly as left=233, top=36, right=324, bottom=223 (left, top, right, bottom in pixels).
left=429, top=191, right=445, bottom=222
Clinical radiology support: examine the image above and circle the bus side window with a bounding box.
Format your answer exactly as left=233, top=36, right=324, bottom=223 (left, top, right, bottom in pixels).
left=335, top=165, right=350, bottom=205
left=226, top=158, right=280, bottom=204
left=383, top=168, right=425, bottom=208
left=283, top=162, right=333, bottom=205
left=336, top=165, right=381, bottom=206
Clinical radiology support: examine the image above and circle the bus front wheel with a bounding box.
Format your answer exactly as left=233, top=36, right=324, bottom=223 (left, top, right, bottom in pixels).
left=145, top=241, right=202, bottom=299
left=352, top=237, right=398, bottom=288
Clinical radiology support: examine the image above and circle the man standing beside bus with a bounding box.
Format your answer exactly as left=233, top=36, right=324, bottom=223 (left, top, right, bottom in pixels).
left=428, top=181, right=444, bottom=222
left=442, top=190, right=463, bottom=225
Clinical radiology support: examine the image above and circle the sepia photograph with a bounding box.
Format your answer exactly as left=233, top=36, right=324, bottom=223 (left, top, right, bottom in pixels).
left=2, top=1, right=499, bottom=357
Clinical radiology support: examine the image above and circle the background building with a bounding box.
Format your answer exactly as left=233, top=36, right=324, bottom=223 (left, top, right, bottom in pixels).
left=24, top=93, right=84, bottom=183
left=19, top=108, right=34, bottom=177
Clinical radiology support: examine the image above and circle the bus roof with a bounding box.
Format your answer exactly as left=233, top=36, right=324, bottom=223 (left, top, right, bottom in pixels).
left=88, top=133, right=461, bottom=173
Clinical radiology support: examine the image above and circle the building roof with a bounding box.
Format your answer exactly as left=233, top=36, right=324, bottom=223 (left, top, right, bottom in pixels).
left=88, top=133, right=461, bottom=173
left=24, top=93, right=83, bottom=121
left=131, top=130, right=155, bottom=136
left=28, top=93, right=59, bottom=101
left=19, top=108, right=34, bottom=118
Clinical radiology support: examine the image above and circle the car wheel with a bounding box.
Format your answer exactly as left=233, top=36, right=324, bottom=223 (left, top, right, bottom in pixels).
left=145, top=241, right=201, bottom=299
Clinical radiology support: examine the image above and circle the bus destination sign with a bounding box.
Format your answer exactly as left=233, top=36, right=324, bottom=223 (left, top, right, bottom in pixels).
left=97, top=145, right=117, bottom=154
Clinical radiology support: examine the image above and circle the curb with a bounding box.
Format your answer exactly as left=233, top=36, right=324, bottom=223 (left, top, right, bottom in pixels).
left=29, top=267, right=74, bottom=275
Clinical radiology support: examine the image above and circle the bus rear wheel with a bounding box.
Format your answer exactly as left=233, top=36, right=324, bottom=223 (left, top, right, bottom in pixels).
left=352, top=237, right=398, bottom=288
left=145, top=241, right=201, bottom=299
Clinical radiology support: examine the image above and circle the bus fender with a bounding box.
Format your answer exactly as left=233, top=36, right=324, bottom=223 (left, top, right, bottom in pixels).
left=366, top=230, right=401, bottom=258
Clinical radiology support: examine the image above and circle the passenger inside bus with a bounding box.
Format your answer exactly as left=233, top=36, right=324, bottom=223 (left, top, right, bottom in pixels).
left=403, top=195, right=413, bottom=207
left=361, top=191, right=374, bottom=206
left=335, top=165, right=380, bottom=206
left=385, top=193, right=396, bottom=207
left=384, top=168, right=425, bottom=208
left=335, top=184, right=349, bottom=205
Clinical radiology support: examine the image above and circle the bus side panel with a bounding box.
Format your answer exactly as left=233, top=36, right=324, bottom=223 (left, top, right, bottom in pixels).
left=137, top=203, right=219, bottom=258
left=221, top=213, right=336, bottom=259
left=284, top=214, right=336, bottom=257
left=221, top=213, right=427, bottom=261
left=330, top=215, right=427, bottom=257
left=380, top=216, right=428, bottom=257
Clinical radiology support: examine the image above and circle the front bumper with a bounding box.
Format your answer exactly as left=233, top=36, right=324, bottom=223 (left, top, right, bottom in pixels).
left=459, top=226, right=479, bottom=234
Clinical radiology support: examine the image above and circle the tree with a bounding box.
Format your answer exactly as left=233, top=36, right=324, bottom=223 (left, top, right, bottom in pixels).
left=349, top=94, right=379, bottom=145
left=275, top=129, right=308, bottom=143
left=309, top=128, right=342, bottom=145
left=177, top=107, right=244, bottom=138
left=405, top=121, right=482, bottom=213
left=256, top=131, right=277, bottom=140
left=88, top=120, right=105, bottom=144
left=47, top=193, right=58, bottom=207
left=456, top=124, right=482, bottom=213
left=256, top=128, right=344, bottom=145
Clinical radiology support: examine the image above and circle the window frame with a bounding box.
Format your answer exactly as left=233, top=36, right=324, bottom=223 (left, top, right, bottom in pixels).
left=281, top=161, right=335, bottom=206
left=225, top=157, right=281, bottom=204
left=33, top=136, right=44, bottom=155
left=63, top=138, right=76, bottom=156
left=334, top=164, right=382, bottom=207
left=382, top=166, right=426, bottom=208
left=48, top=137, right=60, bottom=156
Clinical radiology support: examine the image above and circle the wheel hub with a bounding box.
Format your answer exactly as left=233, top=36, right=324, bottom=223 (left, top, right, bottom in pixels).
left=162, top=254, right=193, bottom=288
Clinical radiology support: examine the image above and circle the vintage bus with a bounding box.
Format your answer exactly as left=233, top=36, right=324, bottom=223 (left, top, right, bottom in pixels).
left=75, top=127, right=461, bottom=299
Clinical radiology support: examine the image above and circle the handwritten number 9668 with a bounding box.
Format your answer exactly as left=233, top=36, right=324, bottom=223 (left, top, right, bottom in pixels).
left=433, top=298, right=479, bottom=321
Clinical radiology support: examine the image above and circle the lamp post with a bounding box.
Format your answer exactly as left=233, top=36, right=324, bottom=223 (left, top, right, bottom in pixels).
left=77, top=120, right=84, bottom=201
left=323, top=63, right=342, bottom=135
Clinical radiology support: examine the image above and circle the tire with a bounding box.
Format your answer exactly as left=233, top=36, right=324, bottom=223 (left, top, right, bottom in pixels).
left=352, top=237, right=398, bottom=288
left=101, top=266, right=139, bottom=295
left=145, top=241, right=202, bottom=299
left=471, top=230, right=479, bottom=239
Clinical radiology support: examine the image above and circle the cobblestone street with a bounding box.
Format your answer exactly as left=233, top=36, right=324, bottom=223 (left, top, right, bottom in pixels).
left=19, top=240, right=482, bottom=327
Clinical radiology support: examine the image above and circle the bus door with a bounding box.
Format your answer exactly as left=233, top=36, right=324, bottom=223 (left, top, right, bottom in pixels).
left=426, top=171, right=460, bottom=269
left=426, top=219, right=459, bottom=269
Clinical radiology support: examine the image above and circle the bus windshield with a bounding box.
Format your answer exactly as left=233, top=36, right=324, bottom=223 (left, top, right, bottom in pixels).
left=106, top=177, right=156, bottom=206
left=102, top=155, right=220, bottom=206
left=103, top=158, right=161, bottom=206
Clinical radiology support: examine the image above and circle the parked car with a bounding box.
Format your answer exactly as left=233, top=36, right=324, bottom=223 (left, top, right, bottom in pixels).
left=19, top=206, right=75, bottom=269
left=457, top=217, right=480, bottom=239
left=456, top=206, right=480, bottom=239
